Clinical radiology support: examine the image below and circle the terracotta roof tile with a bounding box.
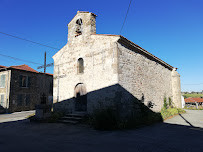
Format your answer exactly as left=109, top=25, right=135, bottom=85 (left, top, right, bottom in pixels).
left=9, top=64, right=39, bottom=73
left=185, top=97, right=203, bottom=103
left=0, top=64, right=52, bottom=76
left=0, top=65, right=8, bottom=69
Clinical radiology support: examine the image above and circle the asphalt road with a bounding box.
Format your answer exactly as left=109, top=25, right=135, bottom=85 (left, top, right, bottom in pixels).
left=0, top=110, right=202, bottom=152
left=165, top=109, right=203, bottom=128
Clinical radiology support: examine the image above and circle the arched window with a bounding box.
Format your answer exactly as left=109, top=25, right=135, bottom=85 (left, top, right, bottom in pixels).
left=77, top=58, right=84, bottom=74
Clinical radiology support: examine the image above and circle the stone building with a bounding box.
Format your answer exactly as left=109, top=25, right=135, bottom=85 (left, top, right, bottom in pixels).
left=0, top=64, right=53, bottom=113
left=53, top=11, right=181, bottom=114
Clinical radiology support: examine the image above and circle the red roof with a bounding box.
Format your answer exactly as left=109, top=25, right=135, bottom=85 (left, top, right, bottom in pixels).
left=9, top=64, right=39, bottom=73
left=0, top=64, right=53, bottom=76
left=185, top=98, right=203, bottom=103
left=0, top=65, right=8, bottom=69
left=42, top=73, right=53, bottom=76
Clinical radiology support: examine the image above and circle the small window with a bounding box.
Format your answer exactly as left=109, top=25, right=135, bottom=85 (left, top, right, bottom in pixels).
left=0, top=94, right=4, bottom=107
left=77, top=58, right=84, bottom=74
left=19, top=75, right=30, bottom=88
left=0, top=74, right=6, bottom=88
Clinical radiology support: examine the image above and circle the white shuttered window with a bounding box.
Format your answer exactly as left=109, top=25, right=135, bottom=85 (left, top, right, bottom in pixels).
left=0, top=74, right=6, bottom=88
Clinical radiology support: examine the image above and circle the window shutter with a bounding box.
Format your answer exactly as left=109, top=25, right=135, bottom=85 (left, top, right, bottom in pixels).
left=0, top=94, right=4, bottom=107
left=0, top=75, right=2, bottom=87
left=0, top=75, right=6, bottom=88
left=19, top=75, right=22, bottom=87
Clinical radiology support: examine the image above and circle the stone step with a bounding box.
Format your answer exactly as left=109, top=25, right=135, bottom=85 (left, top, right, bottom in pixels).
left=61, top=116, right=82, bottom=121
left=58, top=112, right=87, bottom=124
left=58, top=119, right=79, bottom=124
left=66, top=113, right=87, bottom=118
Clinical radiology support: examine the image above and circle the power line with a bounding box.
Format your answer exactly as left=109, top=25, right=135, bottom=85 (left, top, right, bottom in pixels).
left=0, top=31, right=60, bottom=50
left=120, top=0, right=133, bottom=34
left=0, top=53, right=43, bottom=65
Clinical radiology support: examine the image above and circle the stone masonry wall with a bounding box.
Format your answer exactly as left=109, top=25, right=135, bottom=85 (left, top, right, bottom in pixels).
left=53, top=35, right=119, bottom=113
left=68, top=12, right=96, bottom=43
left=9, top=70, right=53, bottom=112
left=117, top=43, right=173, bottom=112
left=171, top=69, right=182, bottom=108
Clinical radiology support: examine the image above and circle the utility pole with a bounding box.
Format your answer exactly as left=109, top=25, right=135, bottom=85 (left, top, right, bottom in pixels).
left=37, top=51, right=53, bottom=72
left=44, top=51, right=46, bottom=73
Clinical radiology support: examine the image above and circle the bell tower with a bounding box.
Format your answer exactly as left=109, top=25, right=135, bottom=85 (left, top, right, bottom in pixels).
left=67, top=11, right=97, bottom=42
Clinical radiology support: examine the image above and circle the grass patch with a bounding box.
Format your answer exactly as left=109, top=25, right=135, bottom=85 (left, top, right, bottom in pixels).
left=161, top=107, right=186, bottom=120
left=183, top=94, right=203, bottom=98
left=184, top=106, right=203, bottom=110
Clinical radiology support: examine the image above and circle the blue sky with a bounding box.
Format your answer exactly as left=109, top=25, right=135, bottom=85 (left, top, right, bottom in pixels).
left=0, top=0, right=202, bottom=92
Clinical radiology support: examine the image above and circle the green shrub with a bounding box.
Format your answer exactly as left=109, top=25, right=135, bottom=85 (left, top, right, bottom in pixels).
left=161, top=97, right=186, bottom=120
left=90, top=107, right=118, bottom=130
left=161, top=107, right=185, bottom=120
left=90, top=105, right=163, bottom=130
left=168, top=97, right=172, bottom=108
left=163, top=97, right=168, bottom=109
left=47, top=112, right=64, bottom=123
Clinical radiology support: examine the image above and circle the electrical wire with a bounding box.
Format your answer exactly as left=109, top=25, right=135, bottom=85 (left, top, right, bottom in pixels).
left=120, top=0, right=133, bottom=34
left=0, top=31, right=60, bottom=50
left=0, top=53, right=42, bottom=65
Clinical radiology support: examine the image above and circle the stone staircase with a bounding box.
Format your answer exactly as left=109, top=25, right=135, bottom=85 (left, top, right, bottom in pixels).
left=58, top=112, right=87, bottom=124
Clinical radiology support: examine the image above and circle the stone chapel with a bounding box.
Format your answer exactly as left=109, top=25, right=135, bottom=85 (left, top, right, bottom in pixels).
left=53, top=11, right=181, bottom=114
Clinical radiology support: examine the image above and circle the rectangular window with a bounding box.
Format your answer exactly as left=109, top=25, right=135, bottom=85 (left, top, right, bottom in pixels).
left=22, top=76, right=28, bottom=87
left=19, top=75, right=30, bottom=88
left=0, top=74, right=6, bottom=88
left=0, top=94, right=4, bottom=107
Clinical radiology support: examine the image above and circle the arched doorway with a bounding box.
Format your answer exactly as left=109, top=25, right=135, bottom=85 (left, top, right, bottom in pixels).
left=74, top=83, right=87, bottom=111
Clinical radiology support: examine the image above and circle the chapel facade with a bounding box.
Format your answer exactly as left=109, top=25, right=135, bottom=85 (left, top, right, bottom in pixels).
left=53, top=11, right=181, bottom=114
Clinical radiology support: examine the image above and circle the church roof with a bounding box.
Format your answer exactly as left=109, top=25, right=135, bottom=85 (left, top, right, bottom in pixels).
left=77, top=11, right=97, bottom=17
left=67, top=11, right=97, bottom=26
left=92, top=34, right=175, bottom=71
